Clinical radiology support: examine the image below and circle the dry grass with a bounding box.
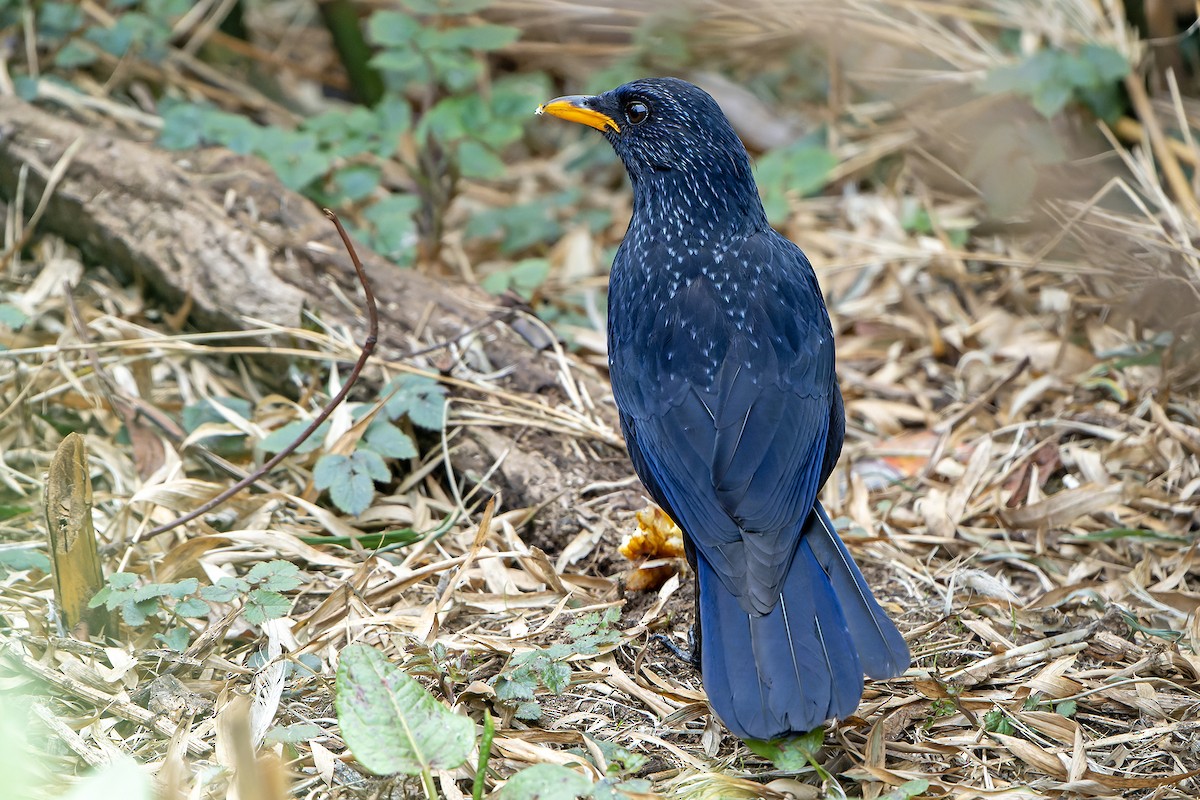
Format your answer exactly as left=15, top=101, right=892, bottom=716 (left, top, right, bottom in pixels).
left=3, top=1, right=1200, bottom=798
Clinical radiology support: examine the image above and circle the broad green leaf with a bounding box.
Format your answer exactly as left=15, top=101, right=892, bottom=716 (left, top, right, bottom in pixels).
left=382, top=374, right=447, bottom=430
left=541, top=661, right=571, bottom=694
left=261, top=131, right=331, bottom=190
left=54, top=40, right=97, bottom=68
left=0, top=303, right=28, bottom=330
left=366, top=11, right=422, bottom=46
left=175, top=597, right=210, bottom=618
left=260, top=419, right=329, bottom=454
left=362, top=421, right=418, bottom=459
left=514, top=700, right=541, bottom=720
left=361, top=194, right=420, bottom=263
left=332, top=164, right=382, bottom=202
left=335, top=644, right=474, bottom=775
left=499, top=764, right=592, bottom=800
left=457, top=139, right=506, bottom=179
left=880, top=780, right=931, bottom=800
left=314, top=452, right=389, bottom=515
left=436, top=24, right=520, bottom=52
left=246, top=560, right=303, bottom=591
left=313, top=453, right=350, bottom=489
left=155, top=626, right=191, bottom=652
left=37, top=2, right=85, bottom=40
left=264, top=722, right=323, bottom=744
left=120, top=598, right=159, bottom=627
left=244, top=588, right=291, bottom=624
left=181, top=397, right=253, bottom=434
left=158, top=103, right=208, bottom=150
left=200, top=576, right=246, bottom=603
left=745, top=725, right=825, bottom=772
left=0, top=549, right=50, bottom=572
left=1081, top=44, right=1129, bottom=83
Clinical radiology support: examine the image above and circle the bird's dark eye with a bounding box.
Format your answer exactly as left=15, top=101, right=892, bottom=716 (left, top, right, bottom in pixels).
left=625, top=100, right=650, bottom=125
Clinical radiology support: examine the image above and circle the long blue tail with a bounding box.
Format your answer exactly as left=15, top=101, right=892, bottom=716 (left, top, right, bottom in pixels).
left=697, top=503, right=909, bottom=741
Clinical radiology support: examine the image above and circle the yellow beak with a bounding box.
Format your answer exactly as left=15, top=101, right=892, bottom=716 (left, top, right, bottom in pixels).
left=535, top=95, right=620, bottom=133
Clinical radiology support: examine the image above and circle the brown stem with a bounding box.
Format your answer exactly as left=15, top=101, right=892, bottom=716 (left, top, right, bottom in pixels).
left=143, top=210, right=378, bottom=539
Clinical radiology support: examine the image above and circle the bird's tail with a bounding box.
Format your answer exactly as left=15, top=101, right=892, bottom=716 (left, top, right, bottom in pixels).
left=696, top=502, right=909, bottom=741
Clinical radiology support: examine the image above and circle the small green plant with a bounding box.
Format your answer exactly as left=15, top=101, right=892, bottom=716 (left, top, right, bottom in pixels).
left=753, top=138, right=838, bottom=226
left=335, top=642, right=646, bottom=800
left=493, top=607, right=623, bottom=721
left=900, top=201, right=972, bottom=249
left=983, top=708, right=1015, bottom=735
left=981, top=43, right=1130, bottom=122
left=0, top=303, right=29, bottom=331
left=307, top=373, right=447, bottom=516
left=88, top=560, right=302, bottom=650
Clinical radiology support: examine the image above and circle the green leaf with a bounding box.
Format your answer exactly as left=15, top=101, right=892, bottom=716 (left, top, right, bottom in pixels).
left=37, top=2, right=85, bottom=40
left=382, top=374, right=447, bottom=430
left=745, top=725, right=825, bottom=772
left=480, top=258, right=550, bottom=298
left=158, top=103, right=209, bottom=150
left=54, top=40, right=97, bottom=68
left=457, top=139, right=506, bottom=179
left=0, top=549, right=50, bottom=573
left=313, top=452, right=389, bottom=515
left=371, top=49, right=432, bottom=86
left=332, top=164, right=382, bottom=202
left=164, top=578, right=199, bottom=599
left=1030, top=78, right=1073, bottom=117
left=246, top=560, right=303, bottom=591
left=244, top=588, right=292, bottom=624
left=366, top=10, right=422, bottom=47
left=200, top=576, right=245, bottom=603
left=498, top=763, right=592, bottom=800
left=264, top=722, right=323, bottom=744
left=435, top=0, right=495, bottom=12
left=260, top=419, right=329, bottom=454
left=754, top=142, right=837, bottom=225
left=155, top=626, right=191, bottom=652
left=540, top=661, right=571, bottom=694
left=591, top=778, right=653, bottom=800
left=880, top=780, right=931, bottom=800
left=1081, top=44, right=1129, bottom=83
left=121, top=598, right=159, bottom=627
left=362, top=421, right=418, bottom=459
left=335, top=643, right=474, bottom=775
left=589, top=738, right=648, bottom=776
left=313, top=453, right=350, bottom=489
left=360, top=194, right=419, bottom=263
left=181, top=397, right=253, bottom=434
left=0, top=303, right=29, bottom=330
left=260, top=131, right=332, bottom=191
left=436, top=24, right=520, bottom=52
left=494, top=672, right=537, bottom=701
left=514, top=700, right=541, bottom=720
left=174, top=597, right=210, bottom=618
left=983, top=709, right=1015, bottom=735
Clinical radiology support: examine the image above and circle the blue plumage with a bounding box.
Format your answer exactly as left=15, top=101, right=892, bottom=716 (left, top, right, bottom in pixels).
left=539, top=77, right=909, bottom=740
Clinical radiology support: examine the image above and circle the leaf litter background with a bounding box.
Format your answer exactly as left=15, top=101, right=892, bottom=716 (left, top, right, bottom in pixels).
left=3, top=0, right=1200, bottom=798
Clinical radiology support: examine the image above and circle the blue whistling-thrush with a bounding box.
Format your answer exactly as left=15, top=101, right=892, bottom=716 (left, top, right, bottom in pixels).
left=537, top=77, right=909, bottom=741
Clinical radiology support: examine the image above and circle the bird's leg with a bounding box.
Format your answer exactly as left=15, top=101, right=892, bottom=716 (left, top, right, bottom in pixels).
left=651, top=624, right=700, bottom=669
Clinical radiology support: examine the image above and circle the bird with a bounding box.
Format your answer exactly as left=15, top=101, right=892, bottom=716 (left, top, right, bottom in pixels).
left=536, top=77, right=909, bottom=741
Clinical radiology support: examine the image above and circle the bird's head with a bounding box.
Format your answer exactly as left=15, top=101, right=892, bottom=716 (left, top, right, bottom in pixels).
left=537, top=77, right=761, bottom=217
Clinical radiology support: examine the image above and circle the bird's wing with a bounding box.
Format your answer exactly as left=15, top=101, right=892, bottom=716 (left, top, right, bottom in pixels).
left=610, top=231, right=840, bottom=613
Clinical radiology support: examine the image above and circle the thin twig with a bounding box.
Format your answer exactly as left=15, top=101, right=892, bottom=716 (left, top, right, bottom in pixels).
left=143, top=210, right=378, bottom=539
